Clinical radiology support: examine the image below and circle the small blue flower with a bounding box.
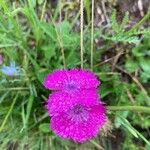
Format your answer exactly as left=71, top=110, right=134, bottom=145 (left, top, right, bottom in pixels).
left=1, top=61, right=21, bottom=76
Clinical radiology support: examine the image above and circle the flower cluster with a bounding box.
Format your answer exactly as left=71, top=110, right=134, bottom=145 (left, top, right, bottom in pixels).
left=43, top=68, right=107, bottom=142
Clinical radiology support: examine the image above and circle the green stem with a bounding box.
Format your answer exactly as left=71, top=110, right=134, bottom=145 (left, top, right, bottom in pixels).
left=90, top=0, right=94, bottom=71
left=108, top=106, right=150, bottom=114
left=0, top=94, right=18, bottom=132
left=127, top=9, right=150, bottom=34
left=84, top=0, right=90, bottom=24
left=80, top=0, right=84, bottom=69
left=0, top=87, right=29, bottom=91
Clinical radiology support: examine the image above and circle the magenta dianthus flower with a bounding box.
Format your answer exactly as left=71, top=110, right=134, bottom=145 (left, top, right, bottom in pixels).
left=43, top=68, right=107, bottom=142
left=46, top=91, right=107, bottom=142
left=43, top=68, right=100, bottom=92
left=50, top=103, right=106, bottom=142
left=46, top=90, right=100, bottom=116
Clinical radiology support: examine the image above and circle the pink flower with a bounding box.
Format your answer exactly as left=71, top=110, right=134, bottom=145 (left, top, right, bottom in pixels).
left=46, top=90, right=100, bottom=116
left=46, top=91, right=107, bottom=142
left=43, top=68, right=107, bottom=142
left=50, top=103, right=106, bottom=142
left=43, top=68, right=100, bottom=92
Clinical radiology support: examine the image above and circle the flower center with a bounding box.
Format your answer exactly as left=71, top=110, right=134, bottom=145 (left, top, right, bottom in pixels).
left=68, top=104, right=89, bottom=122
left=65, top=80, right=78, bottom=91
left=73, top=104, right=84, bottom=114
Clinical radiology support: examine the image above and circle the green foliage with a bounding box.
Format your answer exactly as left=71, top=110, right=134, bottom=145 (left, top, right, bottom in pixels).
left=125, top=31, right=150, bottom=83
left=84, top=0, right=90, bottom=24
left=39, top=123, right=51, bottom=133
left=99, top=10, right=140, bottom=44
left=0, top=0, right=150, bottom=149
left=111, top=9, right=129, bottom=33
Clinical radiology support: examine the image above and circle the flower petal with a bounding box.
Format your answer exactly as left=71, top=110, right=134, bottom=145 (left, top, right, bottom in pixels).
left=43, top=68, right=100, bottom=90
left=50, top=103, right=106, bottom=142
left=46, top=90, right=100, bottom=116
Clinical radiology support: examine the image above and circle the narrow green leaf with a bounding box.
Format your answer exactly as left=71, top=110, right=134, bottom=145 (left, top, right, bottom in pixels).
left=39, top=123, right=50, bottom=133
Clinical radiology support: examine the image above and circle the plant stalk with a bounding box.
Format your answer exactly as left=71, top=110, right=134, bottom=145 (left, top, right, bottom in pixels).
left=108, top=106, right=150, bottom=114
left=127, top=9, right=150, bottom=34
left=80, top=0, right=84, bottom=69
left=90, top=0, right=94, bottom=71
